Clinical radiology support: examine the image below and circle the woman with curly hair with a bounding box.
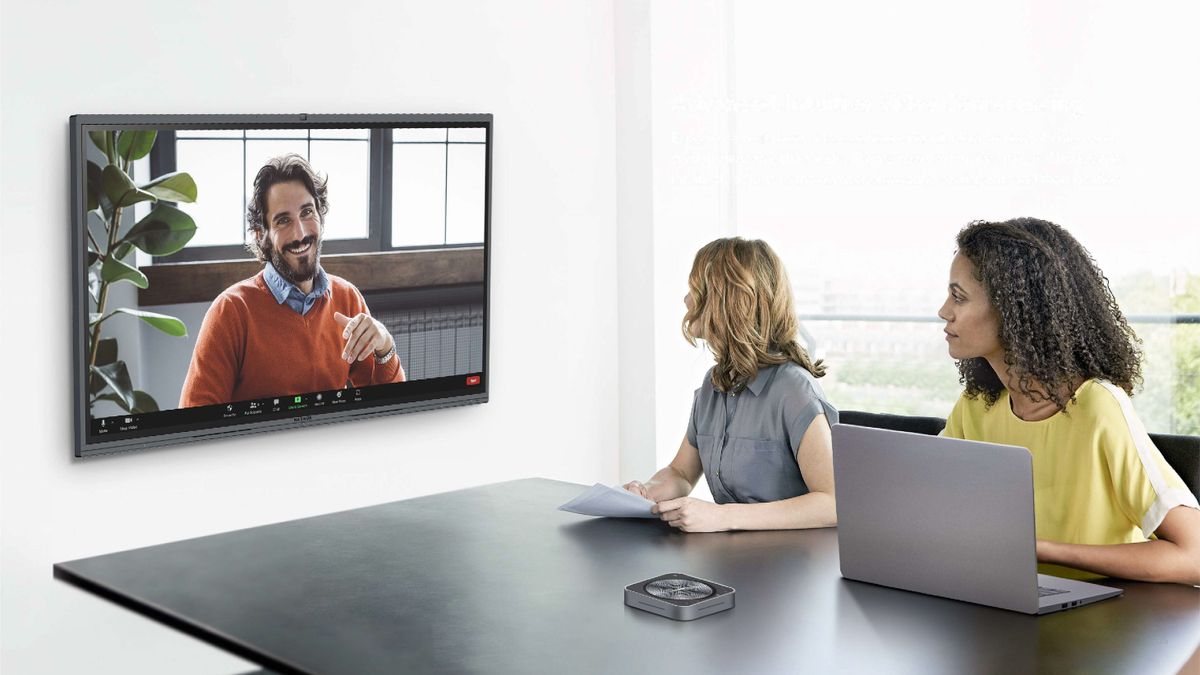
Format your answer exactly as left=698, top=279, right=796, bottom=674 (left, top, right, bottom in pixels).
left=938, top=218, right=1200, bottom=585
left=623, top=238, right=838, bottom=532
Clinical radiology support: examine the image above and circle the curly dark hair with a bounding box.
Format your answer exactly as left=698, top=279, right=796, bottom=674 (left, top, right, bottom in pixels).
left=245, top=154, right=329, bottom=262
left=955, top=218, right=1143, bottom=410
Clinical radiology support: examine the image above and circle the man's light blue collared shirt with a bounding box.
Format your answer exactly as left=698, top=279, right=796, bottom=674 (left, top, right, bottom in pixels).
left=263, top=262, right=330, bottom=316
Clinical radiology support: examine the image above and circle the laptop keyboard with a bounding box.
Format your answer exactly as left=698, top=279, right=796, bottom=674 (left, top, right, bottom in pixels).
left=1038, top=586, right=1069, bottom=597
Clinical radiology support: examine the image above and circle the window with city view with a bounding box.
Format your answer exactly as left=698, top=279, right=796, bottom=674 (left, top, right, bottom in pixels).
left=649, top=3, right=1199, bottom=439
left=720, top=3, right=1200, bottom=434
left=784, top=261, right=1200, bottom=435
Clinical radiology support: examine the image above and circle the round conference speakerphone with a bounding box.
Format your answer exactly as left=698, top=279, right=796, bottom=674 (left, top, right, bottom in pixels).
left=624, top=573, right=735, bottom=621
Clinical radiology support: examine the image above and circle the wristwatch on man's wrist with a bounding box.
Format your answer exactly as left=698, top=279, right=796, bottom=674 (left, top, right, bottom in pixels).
left=374, top=341, right=396, bottom=365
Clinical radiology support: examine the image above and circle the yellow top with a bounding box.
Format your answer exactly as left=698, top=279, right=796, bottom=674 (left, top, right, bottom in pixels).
left=942, top=379, right=1199, bottom=580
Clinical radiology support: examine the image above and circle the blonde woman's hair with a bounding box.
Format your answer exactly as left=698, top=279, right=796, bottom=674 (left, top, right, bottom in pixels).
left=682, top=237, right=825, bottom=392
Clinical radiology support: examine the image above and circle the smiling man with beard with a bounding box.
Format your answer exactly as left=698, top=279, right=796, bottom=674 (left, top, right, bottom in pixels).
left=179, top=154, right=405, bottom=408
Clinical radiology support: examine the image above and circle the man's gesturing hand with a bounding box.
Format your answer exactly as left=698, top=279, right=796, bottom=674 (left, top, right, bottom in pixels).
left=333, top=312, right=394, bottom=363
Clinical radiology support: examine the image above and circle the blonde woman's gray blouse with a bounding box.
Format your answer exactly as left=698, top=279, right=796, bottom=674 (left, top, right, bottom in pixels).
left=686, top=362, right=838, bottom=504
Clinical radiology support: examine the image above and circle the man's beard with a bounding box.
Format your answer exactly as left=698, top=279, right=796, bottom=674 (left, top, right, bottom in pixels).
left=263, top=233, right=322, bottom=287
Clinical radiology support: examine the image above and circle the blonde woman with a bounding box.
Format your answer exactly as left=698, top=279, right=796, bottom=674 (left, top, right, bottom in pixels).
left=623, top=238, right=838, bottom=532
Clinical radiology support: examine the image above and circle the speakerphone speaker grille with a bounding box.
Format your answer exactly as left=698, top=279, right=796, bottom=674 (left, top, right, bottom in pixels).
left=644, top=579, right=714, bottom=601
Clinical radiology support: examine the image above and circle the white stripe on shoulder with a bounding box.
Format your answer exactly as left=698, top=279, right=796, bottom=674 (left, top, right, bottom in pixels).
left=1093, top=381, right=1199, bottom=533
left=1144, top=489, right=1200, bottom=536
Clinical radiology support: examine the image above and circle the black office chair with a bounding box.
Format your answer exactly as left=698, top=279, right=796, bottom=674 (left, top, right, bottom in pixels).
left=838, top=410, right=946, bottom=437
left=839, top=410, right=1200, bottom=501
left=1147, top=433, right=1200, bottom=502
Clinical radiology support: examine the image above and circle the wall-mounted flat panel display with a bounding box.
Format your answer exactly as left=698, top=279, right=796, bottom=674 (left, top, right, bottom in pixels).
left=71, top=114, right=491, bottom=457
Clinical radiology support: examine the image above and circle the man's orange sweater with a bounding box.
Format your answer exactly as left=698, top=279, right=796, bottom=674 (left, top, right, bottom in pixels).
left=179, top=271, right=403, bottom=407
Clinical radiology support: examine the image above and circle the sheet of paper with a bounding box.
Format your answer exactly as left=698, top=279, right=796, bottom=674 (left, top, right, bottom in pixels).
left=557, top=483, right=657, bottom=519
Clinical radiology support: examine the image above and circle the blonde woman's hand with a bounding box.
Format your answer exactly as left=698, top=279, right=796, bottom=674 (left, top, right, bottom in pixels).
left=623, top=480, right=652, bottom=499
left=653, top=497, right=728, bottom=533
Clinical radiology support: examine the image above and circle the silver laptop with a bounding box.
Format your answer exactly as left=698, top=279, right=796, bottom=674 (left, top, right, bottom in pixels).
left=831, top=424, right=1122, bottom=615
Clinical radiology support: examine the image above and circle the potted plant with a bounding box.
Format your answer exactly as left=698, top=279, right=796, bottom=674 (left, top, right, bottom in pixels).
left=86, top=130, right=198, bottom=415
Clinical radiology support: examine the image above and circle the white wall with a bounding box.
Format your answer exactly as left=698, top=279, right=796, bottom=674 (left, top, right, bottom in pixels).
left=613, top=0, right=658, bottom=483
left=648, top=0, right=737, bottom=475
left=0, top=1, right=618, bottom=674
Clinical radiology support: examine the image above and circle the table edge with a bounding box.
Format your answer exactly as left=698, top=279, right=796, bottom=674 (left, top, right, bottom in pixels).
left=54, top=560, right=307, bottom=675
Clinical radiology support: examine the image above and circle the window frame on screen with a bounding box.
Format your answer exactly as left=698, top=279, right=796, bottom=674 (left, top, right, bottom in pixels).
left=149, top=127, right=487, bottom=263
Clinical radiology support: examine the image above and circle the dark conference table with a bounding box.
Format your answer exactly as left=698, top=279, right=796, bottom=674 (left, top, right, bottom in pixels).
left=54, top=478, right=1200, bottom=674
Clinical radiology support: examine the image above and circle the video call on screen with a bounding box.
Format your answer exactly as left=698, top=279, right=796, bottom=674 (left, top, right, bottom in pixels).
left=77, top=118, right=491, bottom=452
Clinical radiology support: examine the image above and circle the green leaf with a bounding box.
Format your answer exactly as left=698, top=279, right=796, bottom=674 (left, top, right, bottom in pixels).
left=117, top=130, right=157, bottom=162
left=86, top=161, right=103, bottom=212
left=108, top=308, right=188, bottom=337
left=100, top=256, right=148, bottom=289
left=88, top=131, right=109, bottom=154
left=95, top=337, right=118, bottom=366
left=140, top=171, right=197, bottom=203
left=88, top=269, right=101, bottom=303
left=122, top=203, right=197, bottom=256
left=101, top=163, right=136, bottom=204
left=95, top=390, right=159, bottom=414
left=90, top=373, right=108, bottom=396
left=91, top=361, right=135, bottom=411
left=113, top=241, right=133, bottom=260
left=130, top=390, right=159, bottom=413
left=101, top=164, right=156, bottom=209
left=94, top=393, right=130, bottom=412
left=99, top=194, right=114, bottom=223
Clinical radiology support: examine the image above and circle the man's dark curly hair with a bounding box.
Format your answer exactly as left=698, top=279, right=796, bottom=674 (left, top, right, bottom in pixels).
left=955, top=218, right=1143, bottom=410
left=245, top=154, right=329, bottom=262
